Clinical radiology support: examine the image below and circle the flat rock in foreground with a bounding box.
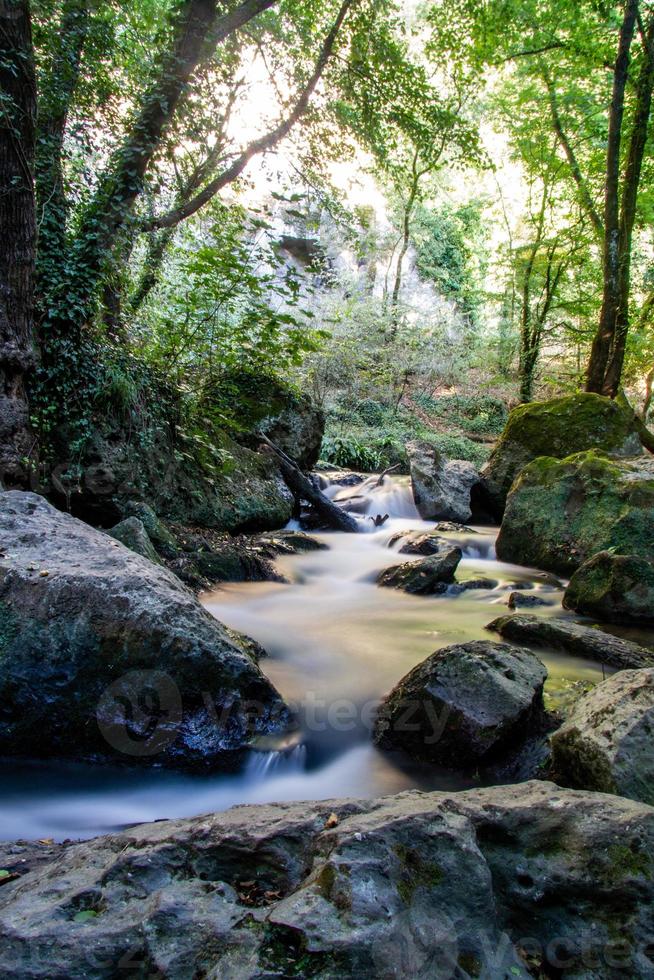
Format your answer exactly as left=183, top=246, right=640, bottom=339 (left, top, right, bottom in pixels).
left=551, top=669, right=654, bottom=805
left=0, top=492, right=288, bottom=767
left=374, top=640, right=547, bottom=766
left=487, top=613, right=654, bottom=670
left=0, top=782, right=652, bottom=978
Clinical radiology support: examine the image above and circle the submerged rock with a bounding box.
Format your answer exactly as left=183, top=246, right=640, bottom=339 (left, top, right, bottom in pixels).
left=407, top=440, right=480, bottom=522
left=4, top=782, right=650, bottom=978
left=551, top=669, right=654, bottom=804
left=107, top=516, right=161, bottom=564
left=374, top=640, right=547, bottom=766
left=448, top=577, right=498, bottom=594
left=496, top=451, right=654, bottom=573
left=0, top=492, right=288, bottom=766
left=387, top=529, right=451, bottom=555
left=481, top=392, right=642, bottom=516
left=487, top=613, right=654, bottom=670
left=376, top=548, right=461, bottom=594
left=564, top=551, right=654, bottom=624
left=507, top=591, right=552, bottom=609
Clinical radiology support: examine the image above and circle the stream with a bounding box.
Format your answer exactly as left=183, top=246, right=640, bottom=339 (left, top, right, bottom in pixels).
left=0, top=475, right=613, bottom=842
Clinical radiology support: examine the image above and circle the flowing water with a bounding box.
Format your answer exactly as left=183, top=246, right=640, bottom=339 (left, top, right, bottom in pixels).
left=0, top=474, right=617, bottom=841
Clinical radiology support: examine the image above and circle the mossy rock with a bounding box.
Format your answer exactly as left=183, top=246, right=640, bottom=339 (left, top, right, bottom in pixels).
left=481, top=393, right=642, bottom=516
left=564, top=551, right=654, bottom=624
left=496, top=450, right=654, bottom=574
left=107, top=517, right=161, bottom=565
left=551, top=669, right=654, bottom=804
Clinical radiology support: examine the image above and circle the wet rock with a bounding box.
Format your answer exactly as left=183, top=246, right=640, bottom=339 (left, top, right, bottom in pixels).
left=487, top=613, right=654, bottom=670
left=0, top=492, right=288, bottom=766
left=387, top=529, right=451, bottom=555
left=2, top=782, right=653, bottom=979
left=447, top=578, right=498, bottom=595
left=551, top=669, right=654, bottom=804
left=564, top=551, right=654, bottom=624
left=376, top=548, right=461, bottom=594
left=496, top=451, right=654, bottom=573
left=507, top=591, right=552, bottom=609
left=433, top=520, right=477, bottom=533
left=481, top=393, right=642, bottom=517
left=374, top=640, right=547, bottom=766
left=317, top=469, right=364, bottom=488
left=255, top=529, right=328, bottom=555
left=107, top=517, right=160, bottom=565
left=407, top=440, right=480, bottom=522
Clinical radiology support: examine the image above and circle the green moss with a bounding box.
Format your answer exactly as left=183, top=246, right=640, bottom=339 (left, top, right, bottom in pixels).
left=497, top=451, right=654, bottom=573
left=394, top=844, right=444, bottom=904
left=0, top=602, right=20, bottom=658
left=605, top=844, right=652, bottom=882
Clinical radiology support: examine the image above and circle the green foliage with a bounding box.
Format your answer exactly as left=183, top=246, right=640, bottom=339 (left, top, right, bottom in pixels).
left=412, top=392, right=508, bottom=435
left=321, top=435, right=383, bottom=471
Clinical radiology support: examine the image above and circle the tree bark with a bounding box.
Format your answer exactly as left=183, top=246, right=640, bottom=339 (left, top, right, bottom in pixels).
left=586, top=0, right=639, bottom=395
left=53, top=0, right=278, bottom=340
left=0, top=0, right=37, bottom=487
left=601, top=14, right=654, bottom=395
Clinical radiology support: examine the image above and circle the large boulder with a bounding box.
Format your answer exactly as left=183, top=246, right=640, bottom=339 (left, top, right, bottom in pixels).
left=260, top=391, right=325, bottom=469
left=63, top=424, right=294, bottom=533
left=407, top=440, right=480, bottom=522
left=376, top=548, right=461, bottom=594
left=481, top=393, right=642, bottom=516
left=3, top=782, right=652, bottom=978
left=487, top=613, right=654, bottom=670
left=564, top=551, right=654, bottom=624
left=551, top=669, right=654, bottom=804
left=496, top=450, right=654, bottom=573
left=0, top=492, right=288, bottom=766
left=374, top=640, right=547, bottom=766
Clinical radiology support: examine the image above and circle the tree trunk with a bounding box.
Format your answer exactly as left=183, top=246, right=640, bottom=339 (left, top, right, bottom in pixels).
left=586, top=0, right=639, bottom=395
left=0, top=0, right=37, bottom=487
left=602, top=15, right=654, bottom=396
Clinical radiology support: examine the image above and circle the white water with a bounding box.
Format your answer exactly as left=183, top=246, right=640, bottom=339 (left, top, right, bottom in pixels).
left=0, top=475, right=615, bottom=841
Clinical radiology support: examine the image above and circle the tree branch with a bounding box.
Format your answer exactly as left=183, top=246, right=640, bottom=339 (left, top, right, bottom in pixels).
left=142, top=0, right=356, bottom=232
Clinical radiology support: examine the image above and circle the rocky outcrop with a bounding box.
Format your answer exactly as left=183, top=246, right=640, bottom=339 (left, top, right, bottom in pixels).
left=496, top=451, right=654, bottom=573
left=481, top=393, right=642, bottom=516
left=3, top=781, right=652, bottom=978
left=0, top=492, right=288, bottom=766
left=407, top=440, right=480, bottom=522
left=63, top=423, right=294, bottom=534
left=374, top=640, right=547, bottom=766
left=260, top=392, right=325, bottom=469
left=564, top=551, right=654, bottom=624
left=376, top=548, right=461, bottom=594
left=487, top=613, right=654, bottom=670
left=551, top=669, right=654, bottom=804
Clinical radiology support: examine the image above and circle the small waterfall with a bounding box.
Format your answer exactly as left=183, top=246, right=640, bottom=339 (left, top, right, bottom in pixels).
left=245, top=744, right=307, bottom=779
left=325, top=473, right=419, bottom=521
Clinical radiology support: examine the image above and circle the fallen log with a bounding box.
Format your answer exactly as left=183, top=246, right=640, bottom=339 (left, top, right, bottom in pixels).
left=375, top=464, right=400, bottom=486
left=258, top=434, right=360, bottom=533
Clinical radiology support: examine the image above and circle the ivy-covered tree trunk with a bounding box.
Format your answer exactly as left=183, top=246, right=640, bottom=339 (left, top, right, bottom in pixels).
left=0, top=0, right=37, bottom=487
